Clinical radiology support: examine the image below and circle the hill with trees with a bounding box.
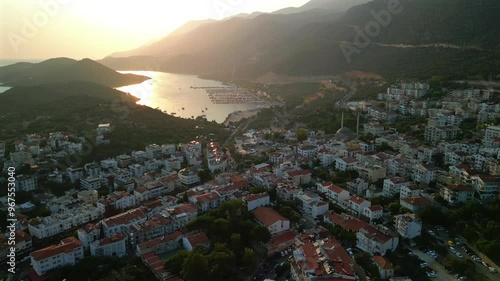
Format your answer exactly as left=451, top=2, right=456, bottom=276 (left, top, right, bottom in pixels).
left=100, top=0, right=500, bottom=80
left=0, top=82, right=230, bottom=160
left=0, top=58, right=149, bottom=87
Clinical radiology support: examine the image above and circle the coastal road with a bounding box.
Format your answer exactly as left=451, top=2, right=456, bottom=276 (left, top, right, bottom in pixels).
left=336, top=87, right=357, bottom=108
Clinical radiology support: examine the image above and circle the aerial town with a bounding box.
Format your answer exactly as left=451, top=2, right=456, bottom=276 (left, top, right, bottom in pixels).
left=1, top=81, right=499, bottom=281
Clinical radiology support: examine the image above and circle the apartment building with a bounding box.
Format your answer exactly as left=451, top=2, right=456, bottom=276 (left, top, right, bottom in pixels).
left=30, top=237, right=84, bottom=276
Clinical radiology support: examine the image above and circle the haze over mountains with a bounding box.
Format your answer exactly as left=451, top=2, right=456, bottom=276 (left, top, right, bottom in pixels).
left=0, top=58, right=149, bottom=87
left=100, top=0, right=500, bottom=80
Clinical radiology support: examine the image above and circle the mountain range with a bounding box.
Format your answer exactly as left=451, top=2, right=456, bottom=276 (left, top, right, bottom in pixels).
left=100, top=0, right=500, bottom=80
left=0, top=58, right=150, bottom=87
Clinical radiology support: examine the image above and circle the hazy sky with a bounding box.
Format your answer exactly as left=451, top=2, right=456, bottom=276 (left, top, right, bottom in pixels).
left=0, top=0, right=310, bottom=60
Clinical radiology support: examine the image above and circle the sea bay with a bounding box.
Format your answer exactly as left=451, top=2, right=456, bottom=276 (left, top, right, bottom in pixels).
left=116, top=71, right=258, bottom=123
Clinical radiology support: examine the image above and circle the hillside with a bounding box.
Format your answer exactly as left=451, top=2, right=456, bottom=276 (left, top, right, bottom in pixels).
left=0, top=82, right=229, bottom=159
left=0, top=58, right=150, bottom=87
left=273, top=0, right=371, bottom=14
left=101, top=0, right=500, bottom=80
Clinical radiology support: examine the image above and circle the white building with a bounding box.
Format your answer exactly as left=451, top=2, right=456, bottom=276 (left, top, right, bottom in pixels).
left=363, top=205, right=383, bottom=222
left=471, top=174, right=500, bottom=200
left=206, top=142, right=227, bottom=173
left=373, top=256, right=395, bottom=279
left=15, top=174, right=38, bottom=191
left=101, top=158, right=118, bottom=170
left=335, top=157, right=358, bottom=171
left=356, top=225, right=399, bottom=255
left=30, top=237, right=84, bottom=276
left=394, top=213, right=422, bottom=239
left=90, top=232, right=127, bottom=258
left=28, top=204, right=103, bottom=239
left=77, top=190, right=99, bottom=205
left=98, top=191, right=136, bottom=213
left=178, top=168, right=200, bottom=186
left=244, top=192, right=270, bottom=211
left=84, top=163, right=101, bottom=178
left=383, top=177, right=411, bottom=198
left=347, top=195, right=371, bottom=217
left=77, top=223, right=100, bottom=251
left=101, top=207, right=148, bottom=237
left=484, top=126, right=500, bottom=148
left=67, top=167, right=84, bottom=183
left=190, top=192, right=222, bottom=213
left=319, top=182, right=350, bottom=207
left=400, top=183, right=421, bottom=199
left=145, top=144, right=163, bottom=159
left=413, top=163, right=437, bottom=184
left=440, top=184, right=474, bottom=205
left=80, top=177, right=103, bottom=190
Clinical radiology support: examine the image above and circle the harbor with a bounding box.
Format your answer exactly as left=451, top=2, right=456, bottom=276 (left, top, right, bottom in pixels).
left=205, top=87, right=262, bottom=104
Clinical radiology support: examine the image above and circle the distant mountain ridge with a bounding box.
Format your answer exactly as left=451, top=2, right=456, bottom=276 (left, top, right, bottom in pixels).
left=100, top=0, right=500, bottom=80
left=0, top=58, right=150, bottom=87
left=272, top=0, right=371, bottom=14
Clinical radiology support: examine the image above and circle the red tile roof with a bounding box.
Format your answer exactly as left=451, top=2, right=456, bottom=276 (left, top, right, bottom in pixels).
left=245, top=192, right=269, bottom=202
left=287, top=169, right=311, bottom=177
left=95, top=232, right=126, bottom=247
left=342, top=157, right=358, bottom=164
left=30, top=237, right=82, bottom=261
left=138, top=231, right=183, bottom=251
left=367, top=205, right=383, bottom=212
left=185, top=232, right=209, bottom=248
left=253, top=207, right=289, bottom=227
left=102, top=207, right=147, bottom=227
left=267, top=231, right=296, bottom=249
left=349, top=195, right=368, bottom=205
left=81, top=223, right=99, bottom=234
left=171, top=203, right=198, bottom=216
left=445, top=184, right=474, bottom=192
left=321, top=181, right=333, bottom=187
left=373, top=256, right=393, bottom=270
left=401, top=196, right=431, bottom=207
left=194, top=192, right=220, bottom=204
left=323, top=212, right=368, bottom=232
left=328, top=184, right=346, bottom=194
left=389, top=177, right=410, bottom=184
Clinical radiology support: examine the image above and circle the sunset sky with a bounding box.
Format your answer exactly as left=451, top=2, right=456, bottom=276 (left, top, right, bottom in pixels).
left=0, top=0, right=309, bottom=60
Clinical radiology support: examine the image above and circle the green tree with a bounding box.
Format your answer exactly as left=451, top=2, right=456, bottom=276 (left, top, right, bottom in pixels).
left=208, top=243, right=236, bottom=280
left=181, top=252, right=209, bottom=281
left=242, top=248, right=256, bottom=268
left=230, top=233, right=241, bottom=253
left=211, top=218, right=231, bottom=241
left=250, top=225, right=271, bottom=243
left=164, top=250, right=189, bottom=275
left=296, top=129, right=308, bottom=142
left=418, top=205, right=448, bottom=226
left=249, top=186, right=267, bottom=194
left=388, top=202, right=401, bottom=215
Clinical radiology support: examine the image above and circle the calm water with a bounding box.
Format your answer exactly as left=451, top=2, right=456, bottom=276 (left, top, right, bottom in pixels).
left=117, top=71, right=258, bottom=123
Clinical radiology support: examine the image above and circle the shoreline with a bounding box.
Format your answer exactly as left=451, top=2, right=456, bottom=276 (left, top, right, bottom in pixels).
left=223, top=108, right=262, bottom=126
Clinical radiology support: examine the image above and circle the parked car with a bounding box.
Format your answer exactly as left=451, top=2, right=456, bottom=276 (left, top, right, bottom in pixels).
left=489, top=267, right=497, bottom=273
